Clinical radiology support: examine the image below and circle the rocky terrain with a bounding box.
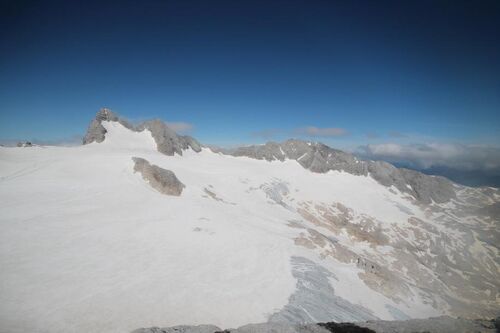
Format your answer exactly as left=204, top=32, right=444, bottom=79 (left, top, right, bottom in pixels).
left=132, top=157, right=185, bottom=196
left=83, top=108, right=201, bottom=155
left=132, top=316, right=500, bottom=333
left=0, top=109, right=498, bottom=333
left=224, top=140, right=455, bottom=205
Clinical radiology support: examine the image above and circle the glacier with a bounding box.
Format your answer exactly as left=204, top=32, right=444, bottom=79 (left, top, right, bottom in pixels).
left=0, top=110, right=498, bottom=333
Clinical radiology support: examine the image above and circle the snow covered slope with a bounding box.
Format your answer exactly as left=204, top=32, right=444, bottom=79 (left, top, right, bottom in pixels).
left=0, top=112, right=499, bottom=333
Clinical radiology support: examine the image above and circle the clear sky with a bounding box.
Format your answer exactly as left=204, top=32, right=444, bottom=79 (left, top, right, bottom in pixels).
left=1, top=0, right=500, bottom=184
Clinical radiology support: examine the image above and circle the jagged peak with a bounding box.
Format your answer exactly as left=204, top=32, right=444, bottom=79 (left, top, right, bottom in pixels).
left=82, top=109, right=455, bottom=204
left=82, top=108, right=201, bottom=155
left=95, top=107, right=118, bottom=121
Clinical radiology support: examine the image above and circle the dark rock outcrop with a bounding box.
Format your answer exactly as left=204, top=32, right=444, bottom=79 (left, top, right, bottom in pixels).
left=136, top=120, right=201, bottom=156
left=132, top=316, right=499, bottom=333
left=132, top=157, right=185, bottom=196
left=83, top=108, right=134, bottom=144
left=358, top=316, right=499, bottom=333
left=318, top=322, right=375, bottom=333
left=83, top=108, right=201, bottom=156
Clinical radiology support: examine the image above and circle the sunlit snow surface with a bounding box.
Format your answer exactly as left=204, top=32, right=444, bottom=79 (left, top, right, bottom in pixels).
left=0, top=122, right=498, bottom=332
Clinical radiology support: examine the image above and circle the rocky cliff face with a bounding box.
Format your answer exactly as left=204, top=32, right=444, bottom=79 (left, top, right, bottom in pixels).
left=136, top=120, right=201, bottom=156
left=225, top=140, right=455, bottom=205
left=83, top=108, right=201, bottom=156
left=83, top=108, right=134, bottom=144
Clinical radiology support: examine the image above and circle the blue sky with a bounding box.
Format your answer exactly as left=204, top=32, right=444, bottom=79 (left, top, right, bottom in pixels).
left=1, top=0, right=500, bottom=184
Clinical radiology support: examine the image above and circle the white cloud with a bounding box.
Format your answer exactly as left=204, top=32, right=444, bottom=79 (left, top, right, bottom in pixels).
left=295, top=126, right=348, bottom=137
left=357, top=142, right=500, bottom=171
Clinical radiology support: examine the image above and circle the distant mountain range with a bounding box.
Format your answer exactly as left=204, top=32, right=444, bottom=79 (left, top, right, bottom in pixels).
left=396, top=163, right=500, bottom=188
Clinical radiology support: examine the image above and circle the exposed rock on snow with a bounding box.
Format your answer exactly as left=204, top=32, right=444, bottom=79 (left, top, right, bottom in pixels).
left=83, top=108, right=134, bottom=144
left=358, top=316, right=499, bottom=333
left=136, top=120, right=201, bottom=156
left=477, top=201, right=500, bottom=219
left=223, top=140, right=455, bottom=204
left=85, top=109, right=453, bottom=204
left=132, top=157, right=185, bottom=196
left=1, top=111, right=499, bottom=333
left=132, top=323, right=332, bottom=333
left=132, top=325, right=222, bottom=333
left=132, top=316, right=499, bottom=333
left=202, top=186, right=236, bottom=205
left=83, top=108, right=201, bottom=155
left=294, top=198, right=500, bottom=318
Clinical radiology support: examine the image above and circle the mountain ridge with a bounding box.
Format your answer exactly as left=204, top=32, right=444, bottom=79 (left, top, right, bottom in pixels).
left=1, top=109, right=498, bottom=332
left=83, top=108, right=457, bottom=204
left=83, top=108, right=202, bottom=155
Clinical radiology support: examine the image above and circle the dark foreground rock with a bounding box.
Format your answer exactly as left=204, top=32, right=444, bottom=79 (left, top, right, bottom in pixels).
left=318, top=322, right=375, bottom=332
left=132, top=157, right=185, bottom=196
left=359, top=316, right=499, bottom=333
left=132, top=316, right=499, bottom=333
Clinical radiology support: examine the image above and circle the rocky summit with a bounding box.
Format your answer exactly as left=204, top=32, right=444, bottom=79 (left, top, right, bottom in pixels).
left=83, top=108, right=201, bottom=155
